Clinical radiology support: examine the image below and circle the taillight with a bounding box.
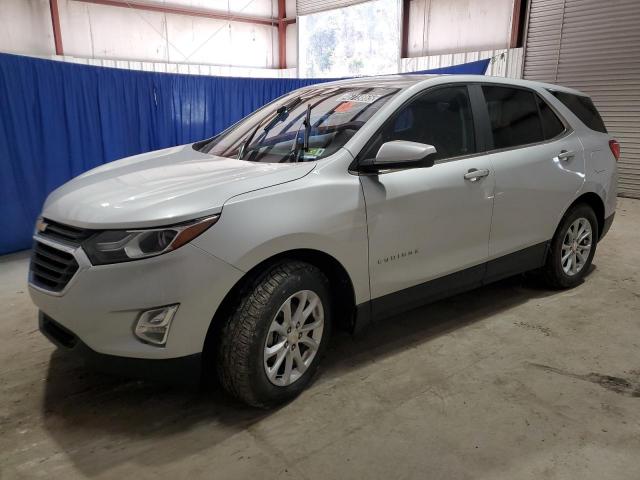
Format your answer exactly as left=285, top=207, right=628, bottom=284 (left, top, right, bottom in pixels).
left=609, top=139, right=620, bottom=161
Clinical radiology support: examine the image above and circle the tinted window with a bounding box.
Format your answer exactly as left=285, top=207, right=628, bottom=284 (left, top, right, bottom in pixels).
left=482, top=86, right=544, bottom=149
left=550, top=91, right=607, bottom=133
left=363, top=86, right=476, bottom=161
left=537, top=95, right=565, bottom=139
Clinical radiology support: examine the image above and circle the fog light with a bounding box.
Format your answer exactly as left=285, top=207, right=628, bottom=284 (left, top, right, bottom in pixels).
left=134, top=305, right=178, bottom=346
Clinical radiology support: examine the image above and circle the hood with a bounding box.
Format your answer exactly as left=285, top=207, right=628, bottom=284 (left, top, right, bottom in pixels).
left=42, top=144, right=315, bottom=229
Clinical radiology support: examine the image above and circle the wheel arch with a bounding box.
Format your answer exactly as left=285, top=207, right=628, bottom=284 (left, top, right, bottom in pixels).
left=202, top=248, right=357, bottom=374
left=564, top=192, right=606, bottom=240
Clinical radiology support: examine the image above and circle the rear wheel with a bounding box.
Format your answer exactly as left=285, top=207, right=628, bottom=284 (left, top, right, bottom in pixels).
left=217, top=260, right=331, bottom=408
left=542, top=204, right=598, bottom=289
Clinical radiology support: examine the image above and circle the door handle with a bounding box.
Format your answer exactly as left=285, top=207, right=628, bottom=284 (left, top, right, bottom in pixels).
left=556, top=150, right=575, bottom=161
left=464, top=168, right=490, bottom=182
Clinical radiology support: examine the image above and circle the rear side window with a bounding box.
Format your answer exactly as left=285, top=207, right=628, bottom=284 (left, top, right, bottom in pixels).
left=550, top=91, right=607, bottom=133
left=482, top=86, right=544, bottom=149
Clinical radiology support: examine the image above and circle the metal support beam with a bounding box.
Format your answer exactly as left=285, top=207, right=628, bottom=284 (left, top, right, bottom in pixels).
left=401, top=0, right=410, bottom=58
left=510, top=0, right=523, bottom=48
left=278, top=0, right=287, bottom=69
left=73, top=0, right=296, bottom=27
left=49, top=0, right=64, bottom=55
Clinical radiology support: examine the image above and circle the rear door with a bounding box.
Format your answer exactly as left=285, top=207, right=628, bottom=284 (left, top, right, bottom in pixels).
left=475, top=84, right=585, bottom=275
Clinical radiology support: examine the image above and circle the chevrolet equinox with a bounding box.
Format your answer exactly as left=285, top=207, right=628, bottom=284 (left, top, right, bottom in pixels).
left=30, top=75, right=618, bottom=407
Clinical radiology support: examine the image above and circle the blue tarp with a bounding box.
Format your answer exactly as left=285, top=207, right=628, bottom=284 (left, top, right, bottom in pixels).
left=0, top=53, right=489, bottom=254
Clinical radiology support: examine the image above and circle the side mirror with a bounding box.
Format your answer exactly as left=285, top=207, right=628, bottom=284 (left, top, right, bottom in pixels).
left=361, top=141, right=437, bottom=173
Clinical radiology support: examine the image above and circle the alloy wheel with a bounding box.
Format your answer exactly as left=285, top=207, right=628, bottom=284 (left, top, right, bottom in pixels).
left=263, top=290, right=324, bottom=386
left=561, top=217, right=592, bottom=276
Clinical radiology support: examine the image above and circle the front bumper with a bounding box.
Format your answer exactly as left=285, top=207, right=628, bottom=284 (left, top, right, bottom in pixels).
left=40, top=312, right=202, bottom=386
left=29, top=237, right=244, bottom=360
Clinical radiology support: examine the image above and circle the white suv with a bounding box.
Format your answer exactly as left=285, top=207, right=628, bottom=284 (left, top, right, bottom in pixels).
left=30, top=75, right=618, bottom=407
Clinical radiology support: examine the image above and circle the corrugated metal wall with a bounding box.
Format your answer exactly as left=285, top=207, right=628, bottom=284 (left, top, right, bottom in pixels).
left=401, top=47, right=523, bottom=78
left=523, top=0, right=640, bottom=198
left=296, top=0, right=371, bottom=15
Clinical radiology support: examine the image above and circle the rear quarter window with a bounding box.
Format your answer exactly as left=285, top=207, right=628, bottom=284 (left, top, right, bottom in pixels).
left=536, top=95, right=566, bottom=140
left=550, top=91, right=607, bottom=133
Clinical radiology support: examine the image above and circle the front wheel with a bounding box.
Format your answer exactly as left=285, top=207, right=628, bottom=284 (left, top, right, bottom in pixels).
left=217, top=260, right=331, bottom=408
left=542, top=204, right=598, bottom=289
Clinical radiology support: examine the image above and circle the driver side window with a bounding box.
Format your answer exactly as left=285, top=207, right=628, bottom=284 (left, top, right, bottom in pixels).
left=363, top=85, right=476, bottom=162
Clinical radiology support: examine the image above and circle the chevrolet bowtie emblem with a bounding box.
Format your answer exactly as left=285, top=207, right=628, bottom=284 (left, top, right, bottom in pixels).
left=36, top=218, right=48, bottom=233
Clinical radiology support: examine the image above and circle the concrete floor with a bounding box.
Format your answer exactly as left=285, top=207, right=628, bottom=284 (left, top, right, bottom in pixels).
left=1, top=198, right=639, bottom=480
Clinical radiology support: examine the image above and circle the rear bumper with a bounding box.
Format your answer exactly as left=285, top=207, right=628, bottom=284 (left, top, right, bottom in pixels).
left=601, top=213, right=615, bottom=240
left=40, top=312, right=202, bottom=387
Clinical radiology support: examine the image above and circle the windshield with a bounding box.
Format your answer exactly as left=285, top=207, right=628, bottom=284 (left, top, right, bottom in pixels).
left=196, top=86, right=399, bottom=163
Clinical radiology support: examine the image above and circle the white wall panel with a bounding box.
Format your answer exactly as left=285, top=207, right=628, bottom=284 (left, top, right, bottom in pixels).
left=0, top=0, right=282, bottom=69
left=407, top=0, right=515, bottom=57
left=59, top=1, right=170, bottom=62
left=0, top=0, right=55, bottom=56
left=286, top=22, right=298, bottom=67
left=159, top=0, right=275, bottom=17
left=406, top=0, right=427, bottom=57
left=165, top=13, right=276, bottom=67
left=286, top=0, right=298, bottom=16
left=164, top=13, right=232, bottom=65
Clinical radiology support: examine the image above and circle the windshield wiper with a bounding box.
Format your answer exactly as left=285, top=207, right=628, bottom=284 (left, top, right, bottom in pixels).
left=238, top=97, right=303, bottom=160
left=238, top=106, right=285, bottom=160
left=303, top=103, right=312, bottom=151
left=289, top=103, right=312, bottom=162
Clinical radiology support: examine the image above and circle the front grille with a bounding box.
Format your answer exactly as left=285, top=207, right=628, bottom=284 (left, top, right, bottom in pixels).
left=30, top=241, right=79, bottom=292
left=40, top=218, right=93, bottom=245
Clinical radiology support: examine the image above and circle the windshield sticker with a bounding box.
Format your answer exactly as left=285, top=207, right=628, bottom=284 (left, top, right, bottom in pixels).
left=335, top=101, right=355, bottom=113
left=338, top=93, right=383, bottom=104
left=303, top=148, right=325, bottom=160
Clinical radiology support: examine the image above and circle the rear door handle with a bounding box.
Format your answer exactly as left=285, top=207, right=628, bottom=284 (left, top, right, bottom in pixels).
left=464, top=168, right=490, bottom=182
left=556, top=150, right=575, bottom=161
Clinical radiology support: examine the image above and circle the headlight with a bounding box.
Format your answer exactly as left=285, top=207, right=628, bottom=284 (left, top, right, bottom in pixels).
left=82, top=215, right=219, bottom=265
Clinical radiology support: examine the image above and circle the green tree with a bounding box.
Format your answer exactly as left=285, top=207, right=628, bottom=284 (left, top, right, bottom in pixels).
left=308, top=29, right=337, bottom=73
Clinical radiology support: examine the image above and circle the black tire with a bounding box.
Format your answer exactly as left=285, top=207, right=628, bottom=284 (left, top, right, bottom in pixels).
left=542, top=203, right=599, bottom=289
left=216, top=260, right=332, bottom=408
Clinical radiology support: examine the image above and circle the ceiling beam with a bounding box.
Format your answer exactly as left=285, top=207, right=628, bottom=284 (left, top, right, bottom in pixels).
left=73, top=0, right=296, bottom=27
left=510, top=0, right=523, bottom=48
left=50, top=0, right=64, bottom=55
left=278, top=0, right=287, bottom=69
left=401, top=0, right=410, bottom=58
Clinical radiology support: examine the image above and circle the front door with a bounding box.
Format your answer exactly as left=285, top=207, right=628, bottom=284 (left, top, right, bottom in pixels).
left=359, top=85, right=495, bottom=319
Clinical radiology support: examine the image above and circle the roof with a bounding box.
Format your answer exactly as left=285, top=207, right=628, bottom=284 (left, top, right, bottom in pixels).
left=313, top=74, right=440, bottom=89
left=302, top=73, right=587, bottom=97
